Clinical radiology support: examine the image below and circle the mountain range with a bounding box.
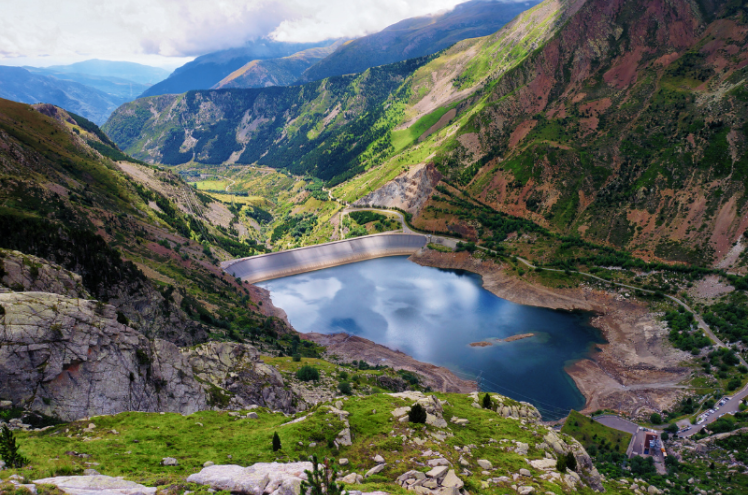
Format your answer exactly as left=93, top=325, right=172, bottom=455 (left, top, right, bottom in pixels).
left=104, top=0, right=748, bottom=266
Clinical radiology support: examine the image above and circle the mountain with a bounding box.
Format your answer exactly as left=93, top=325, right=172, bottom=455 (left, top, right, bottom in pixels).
left=0, top=66, right=128, bottom=124
left=106, top=0, right=748, bottom=266
left=298, top=0, right=542, bottom=82
left=24, top=67, right=151, bottom=101
left=213, top=42, right=345, bottom=89
left=140, top=39, right=339, bottom=97
left=38, top=59, right=170, bottom=85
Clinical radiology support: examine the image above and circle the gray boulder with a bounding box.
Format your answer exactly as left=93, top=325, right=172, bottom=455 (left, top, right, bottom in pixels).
left=32, top=475, right=156, bottom=495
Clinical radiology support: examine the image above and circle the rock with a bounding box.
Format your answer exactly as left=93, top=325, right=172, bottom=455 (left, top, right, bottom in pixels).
left=340, top=473, right=361, bottom=484
left=426, top=466, right=449, bottom=479
left=648, top=486, right=662, bottom=495
left=32, top=476, right=157, bottom=495
left=334, top=401, right=344, bottom=409
left=392, top=407, right=410, bottom=418
left=82, top=469, right=101, bottom=476
left=162, top=457, right=178, bottom=466
left=336, top=428, right=352, bottom=447
left=477, top=459, right=493, bottom=470
left=187, top=462, right=312, bottom=495
left=373, top=455, right=385, bottom=464
left=518, top=487, right=535, bottom=495
left=246, top=412, right=259, bottom=419
left=530, top=459, right=556, bottom=470
left=0, top=400, right=12, bottom=409
left=519, top=468, right=531, bottom=477
left=204, top=462, right=215, bottom=467
left=365, top=464, right=386, bottom=478
left=515, top=442, right=529, bottom=456
left=427, top=458, right=450, bottom=467
left=338, top=458, right=349, bottom=466
left=440, top=470, right=464, bottom=489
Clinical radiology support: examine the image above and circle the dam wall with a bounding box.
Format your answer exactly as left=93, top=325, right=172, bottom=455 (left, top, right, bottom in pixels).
left=222, top=233, right=428, bottom=283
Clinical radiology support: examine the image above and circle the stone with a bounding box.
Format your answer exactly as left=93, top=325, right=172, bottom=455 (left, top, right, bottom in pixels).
left=519, top=468, right=531, bottom=477
left=515, top=443, right=529, bottom=456
left=246, top=412, right=259, bottom=419
left=530, top=459, right=556, bottom=470
left=339, top=473, right=361, bottom=484
left=187, top=462, right=313, bottom=495
left=335, top=401, right=344, bottom=409
left=426, top=466, right=449, bottom=479
left=426, top=414, right=448, bottom=428
left=373, top=455, right=385, bottom=464
left=338, top=458, right=349, bottom=466
left=477, top=459, right=493, bottom=470
left=161, top=457, right=178, bottom=466
left=518, top=487, right=535, bottom=495
left=336, top=428, right=352, bottom=447
left=32, top=476, right=157, bottom=495
left=365, top=464, right=386, bottom=478
left=0, top=400, right=12, bottom=409
left=203, top=462, right=215, bottom=468
left=427, top=458, right=450, bottom=467
left=440, top=470, right=464, bottom=489
left=648, top=486, right=662, bottom=495
left=391, top=407, right=410, bottom=418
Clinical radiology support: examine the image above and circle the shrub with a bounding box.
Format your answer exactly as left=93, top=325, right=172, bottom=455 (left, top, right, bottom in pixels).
left=300, top=455, right=344, bottom=495
left=272, top=432, right=281, bottom=452
left=482, top=393, right=492, bottom=409
left=565, top=452, right=577, bottom=472
left=727, top=377, right=741, bottom=391
left=661, top=432, right=669, bottom=441
left=0, top=424, right=27, bottom=468
left=408, top=403, right=427, bottom=424
left=292, top=354, right=301, bottom=362
left=650, top=413, right=662, bottom=425
left=296, top=365, right=320, bottom=382
left=338, top=382, right=352, bottom=396
left=664, top=423, right=678, bottom=434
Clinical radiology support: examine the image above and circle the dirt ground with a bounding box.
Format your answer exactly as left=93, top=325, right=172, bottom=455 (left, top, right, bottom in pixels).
left=409, top=249, right=692, bottom=420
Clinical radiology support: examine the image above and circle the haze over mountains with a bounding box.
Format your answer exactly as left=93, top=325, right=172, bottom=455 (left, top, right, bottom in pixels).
left=0, top=60, right=170, bottom=124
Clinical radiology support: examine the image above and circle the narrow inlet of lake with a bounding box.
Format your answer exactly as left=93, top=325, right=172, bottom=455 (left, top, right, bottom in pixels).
left=258, top=256, right=605, bottom=420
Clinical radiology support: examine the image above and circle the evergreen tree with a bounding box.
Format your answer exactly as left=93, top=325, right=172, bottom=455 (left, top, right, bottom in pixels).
left=482, top=393, right=492, bottom=409
left=408, top=403, right=427, bottom=424
left=300, top=455, right=345, bottom=495
left=272, top=432, right=281, bottom=452
left=0, top=424, right=27, bottom=468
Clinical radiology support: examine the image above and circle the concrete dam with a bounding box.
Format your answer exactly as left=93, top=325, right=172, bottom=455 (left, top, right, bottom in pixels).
left=222, top=233, right=428, bottom=283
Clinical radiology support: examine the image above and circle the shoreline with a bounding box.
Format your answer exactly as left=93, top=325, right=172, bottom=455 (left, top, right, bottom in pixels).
left=409, top=249, right=692, bottom=420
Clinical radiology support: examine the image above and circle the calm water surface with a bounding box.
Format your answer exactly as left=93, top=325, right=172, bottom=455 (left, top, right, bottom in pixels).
left=259, top=256, right=604, bottom=419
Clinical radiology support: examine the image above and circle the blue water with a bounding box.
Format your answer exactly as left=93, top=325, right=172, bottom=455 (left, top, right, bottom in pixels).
left=259, top=256, right=604, bottom=420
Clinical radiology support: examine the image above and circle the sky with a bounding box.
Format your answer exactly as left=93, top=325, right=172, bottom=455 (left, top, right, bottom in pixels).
left=0, top=0, right=486, bottom=69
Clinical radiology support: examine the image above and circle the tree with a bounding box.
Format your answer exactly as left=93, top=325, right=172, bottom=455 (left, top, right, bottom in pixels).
left=338, top=382, right=352, bottom=396
left=0, top=424, right=27, bottom=468
left=650, top=413, right=662, bottom=425
left=300, top=455, right=345, bottom=495
left=661, top=432, right=669, bottom=441
left=482, top=393, right=492, bottom=409
left=296, top=365, right=320, bottom=382
left=272, top=432, right=282, bottom=452
left=564, top=452, right=577, bottom=472
left=292, top=354, right=301, bottom=362
left=408, top=403, right=427, bottom=424
left=664, top=423, right=678, bottom=434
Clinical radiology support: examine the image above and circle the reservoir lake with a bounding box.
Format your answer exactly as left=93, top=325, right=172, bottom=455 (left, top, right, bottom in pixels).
left=259, top=256, right=605, bottom=420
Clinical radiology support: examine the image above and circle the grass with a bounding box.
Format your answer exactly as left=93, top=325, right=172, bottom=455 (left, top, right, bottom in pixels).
left=561, top=410, right=631, bottom=455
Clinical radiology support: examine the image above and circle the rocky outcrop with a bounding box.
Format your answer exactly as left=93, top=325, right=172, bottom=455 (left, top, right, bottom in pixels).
left=31, top=475, right=157, bottom=495
left=0, top=249, right=89, bottom=298
left=0, top=292, right=299, bottom=421
left=353, top=163, right=442, bottom=215
left=187, top=462, right=312, bottom=495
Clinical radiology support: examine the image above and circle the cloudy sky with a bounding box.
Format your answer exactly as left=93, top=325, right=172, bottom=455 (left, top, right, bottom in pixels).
left=0, top=0, right=477, bottom=68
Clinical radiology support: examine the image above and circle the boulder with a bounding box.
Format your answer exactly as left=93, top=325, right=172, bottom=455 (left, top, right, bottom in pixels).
left=373, top=455, right=385, bottom=464
left=530, top=459, right=556, bottom=470
left=440, top=470, right=464, bottom=489
left=518, top=487, right=535, bottom=495
left=339, top=473, right=362, bottom=484
left=338, top=458, right=349, bottom=466
left=161, top=457, right=178, bottom=466
left=477, top=460, right=493, bottom=470
left=426, top=466, right=449, bottom=479
left=247, top=412, right=259, bottom=419
left=32, top=475, right=157, bottom=495
left=336, top=428, right=352, bottom=447
left=365, top=464, right=386, bottom=478
left=187, top=462, right=312, bottom=495
left=519, top=468, right=531, bottom=477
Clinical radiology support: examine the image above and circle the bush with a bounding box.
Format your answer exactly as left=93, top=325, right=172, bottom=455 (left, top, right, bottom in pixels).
left=408, top=403, right=427, bottom=424
left=296, top=365, right=320, bottom=382
left=482, top=393, right=492, bottom=409
left=0, top=424, right=27, bottom=468
left=661, top=432, right=669, bottom=441
left=664, top=423, right=678, bottom=434
left=272, top=432, right=281, bottom=452
left=650, top=413, right=662, bottom=425
left=292, top=354, right=301, bottom=362
left=727, top=377, right=742, bottom=391
left=338, top=382, right=352, bottom=396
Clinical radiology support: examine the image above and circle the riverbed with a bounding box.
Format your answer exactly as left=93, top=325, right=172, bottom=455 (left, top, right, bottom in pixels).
left=259, top=256, right=605, bottom=420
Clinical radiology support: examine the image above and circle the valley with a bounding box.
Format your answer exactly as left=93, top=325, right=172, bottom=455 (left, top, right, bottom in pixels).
left=3, top=0, right=748, bottom=494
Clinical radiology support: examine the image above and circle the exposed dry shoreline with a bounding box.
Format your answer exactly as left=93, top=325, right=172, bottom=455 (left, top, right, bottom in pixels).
left=301, top=332, right=477, bottom=393
left=409, top=250, right=692, bottom=419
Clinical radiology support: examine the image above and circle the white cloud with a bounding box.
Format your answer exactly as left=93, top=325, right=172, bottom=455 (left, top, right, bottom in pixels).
left=0, top=0, right=474, bottom=67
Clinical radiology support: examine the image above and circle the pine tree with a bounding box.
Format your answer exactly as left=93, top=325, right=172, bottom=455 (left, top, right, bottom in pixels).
left=482, top=393, right=492, bottom=409
left=0, top=424, right=27, bottom=468
left=300, top=455, right=345, bottom=495
left=272, top=431, right=281, bottom=452
left=408, top=403, right=427, bottom=424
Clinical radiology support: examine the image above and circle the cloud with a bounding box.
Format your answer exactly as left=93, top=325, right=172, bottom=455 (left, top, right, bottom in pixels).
left=0, top=0, right=480, bottom=65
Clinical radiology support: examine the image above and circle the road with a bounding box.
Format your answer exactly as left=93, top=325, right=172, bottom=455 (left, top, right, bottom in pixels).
left=678, top=385, right=748, bottom=438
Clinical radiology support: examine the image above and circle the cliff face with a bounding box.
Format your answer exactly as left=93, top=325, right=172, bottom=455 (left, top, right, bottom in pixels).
left=0, top=291, right=299, bottom=422
left=353, top=162, right=442, bottom=215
